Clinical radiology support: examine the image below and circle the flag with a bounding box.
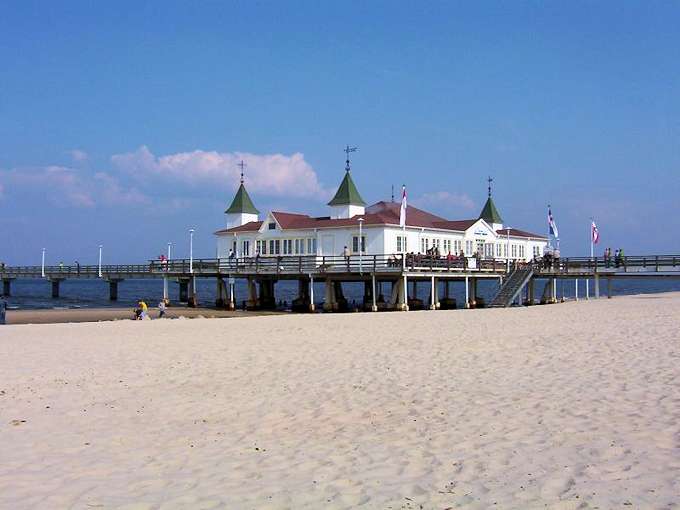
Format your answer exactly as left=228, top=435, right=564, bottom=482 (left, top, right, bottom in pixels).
left=399, top=185, right=407, bottom=228
left=591, top=220, right=600, bottom=245
left=548, top=206, right=559, bottom=238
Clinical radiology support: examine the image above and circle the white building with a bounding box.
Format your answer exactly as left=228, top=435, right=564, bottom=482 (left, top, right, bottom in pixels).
left=215, top=164, right=548, bottom=263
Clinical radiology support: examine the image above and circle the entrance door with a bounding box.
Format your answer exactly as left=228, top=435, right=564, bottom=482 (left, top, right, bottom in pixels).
left=321, top=235, right=335, bottom=256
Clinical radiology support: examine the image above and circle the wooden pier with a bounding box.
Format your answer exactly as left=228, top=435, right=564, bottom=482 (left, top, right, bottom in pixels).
left=2, top=254, right=680, bottom=311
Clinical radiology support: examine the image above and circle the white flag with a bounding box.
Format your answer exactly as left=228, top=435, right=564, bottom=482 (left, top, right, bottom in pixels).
left=399, top=185, right=407, bottom=228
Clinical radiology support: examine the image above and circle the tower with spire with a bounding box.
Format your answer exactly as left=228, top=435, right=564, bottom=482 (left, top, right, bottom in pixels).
left=328, top=145, right=366, bottom=219
left=478, top=176, right=503, bottom=231
left=225, top=160, right=259, bottom=229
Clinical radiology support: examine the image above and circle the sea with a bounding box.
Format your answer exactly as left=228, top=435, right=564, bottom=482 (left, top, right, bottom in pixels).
left=4, top=277, right=680, bottom=311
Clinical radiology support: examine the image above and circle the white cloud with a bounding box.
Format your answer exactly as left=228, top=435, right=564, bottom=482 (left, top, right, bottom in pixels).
left=0, top=165, right=149, bottom=209
left=412, top=191, right=476, bottom=214
left=111, top=146, right=328, bottom=198
left=68, top=149, right=88, bottom=162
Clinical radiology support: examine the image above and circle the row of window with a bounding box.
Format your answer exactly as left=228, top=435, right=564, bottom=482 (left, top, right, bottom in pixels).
left=244, top=238, right=318, bottom=256
left=399, top=236, right=532, bottom=258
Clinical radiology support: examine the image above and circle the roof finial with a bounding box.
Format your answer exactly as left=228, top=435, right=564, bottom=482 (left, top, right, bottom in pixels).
left=344, top=145, right=358, bottom=172
left=487, top=176, right=493, bottom=197
left=238, top=160, right=246, bottom=184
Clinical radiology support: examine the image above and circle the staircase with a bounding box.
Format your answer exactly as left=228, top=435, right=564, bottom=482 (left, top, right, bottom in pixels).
left=489, top=266, right=534, bottom=307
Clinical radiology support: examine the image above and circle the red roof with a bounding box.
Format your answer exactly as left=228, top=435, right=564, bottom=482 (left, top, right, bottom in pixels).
left=214, top=201, right=546, bottom=239
left=496, top=228, right=546, bottom=239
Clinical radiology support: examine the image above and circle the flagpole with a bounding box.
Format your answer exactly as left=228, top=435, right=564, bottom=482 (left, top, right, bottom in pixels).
left=586, top=218, right=592, bottom=300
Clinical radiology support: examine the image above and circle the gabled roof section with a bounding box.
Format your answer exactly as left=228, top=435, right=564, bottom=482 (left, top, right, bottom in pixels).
left=215, top=221, right=263, bottom=235
left=479, top=196, right=503, bottom=224
left=328, top=171, right=366, bottom=206
left=225, top=183, right=259, bottom=215
left=496, top=228, right=547, bottom=240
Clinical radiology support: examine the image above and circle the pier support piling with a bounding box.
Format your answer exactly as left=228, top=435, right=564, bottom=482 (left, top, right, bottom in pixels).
left=50, top=279, right=61, bottom=298
left=309, top=276, right=315, bottom=312
left=188, top=277, right=198, bottom=307
left=371, top=273, right=377, bottom=312
left=163, top=277, right=169, bottom=305
left=108, top=279, right=121, bottom=301
left=402, top=275, right=409, bottom=311
left=323, top=278, right=335, bottom=312
left=178, top=279, right=189, bottom=303
left=552, top=278, right=557, bottom=303
left=575, top=279, right=579, bottom=301
left=215, top=278, right=226, bottom=308
left=607, top=277, right=612, bottom=299
left=2, top=278, right=11, bottom=297
left=246, top=278, right=258, bottom=310
left=528, top=278, right=535, bottom=305
left=594, top=274, right=600, bottom=299
left=464, top=277, right=470, bottom=308
left=229, top=280, right=235, bottom=310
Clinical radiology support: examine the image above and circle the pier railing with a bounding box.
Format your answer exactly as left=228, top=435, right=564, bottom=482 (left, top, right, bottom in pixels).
left=4, top=254, right=680, bottom=280
left=534, top=255, right=680, bottom=275
left=1, top=254, right=508, bottom=279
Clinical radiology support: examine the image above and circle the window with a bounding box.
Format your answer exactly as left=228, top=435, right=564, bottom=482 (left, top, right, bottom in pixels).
left=299, top=239, right=305, bottom=255
left=454, top=240, right=462, bottom=254
left=533, top=246, right=541, bottom=257
left=275, top=240, right=281, bottom=255
left=496, top=243, right=502, bottom=257
left=352, top=235, right=366, bottom=253
left=465, top=240, right=473, bottom=256
left=420, top=238, right=426, bottom=253
left=443, top=239, right=451, bottom=253
left=261, top=240, right=267, bottom=255
left=268, top=222, right=276, bottom=230
left=307, top=238, right=317, bottom=254
left=283, top=239, right=292, bottom=255
left=397, top=235, right=407, bottom=252
left=242, top=240, right=250, bottom=256
left=484, top=243, right=493, bottom=257
left=511, top=244, right=517, bottom=258
left=232, top=240, right=237, bottom=253
left=519, top=245, right=525, bottom=258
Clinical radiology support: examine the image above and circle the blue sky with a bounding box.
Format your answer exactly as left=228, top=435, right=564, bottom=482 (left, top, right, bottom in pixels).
left=1, top=1, right=678, bottom=263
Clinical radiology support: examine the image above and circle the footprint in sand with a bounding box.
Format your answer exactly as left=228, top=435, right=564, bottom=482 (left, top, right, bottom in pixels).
left=10, top=419, right=27, bottom=426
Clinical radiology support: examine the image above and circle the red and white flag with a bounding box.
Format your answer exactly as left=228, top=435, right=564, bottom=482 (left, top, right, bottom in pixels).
left=591, top=220, right=600, bottom=245
left=399, top=185, right=407, bottom=228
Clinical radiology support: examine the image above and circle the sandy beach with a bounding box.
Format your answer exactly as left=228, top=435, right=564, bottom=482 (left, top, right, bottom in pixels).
left=3, top=307, right=281, bottom=325
left=1, top=293, right=679, bottom=509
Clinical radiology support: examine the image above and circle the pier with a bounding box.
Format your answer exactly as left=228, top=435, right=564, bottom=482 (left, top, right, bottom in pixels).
left=3, top=254, right=680, bottom=311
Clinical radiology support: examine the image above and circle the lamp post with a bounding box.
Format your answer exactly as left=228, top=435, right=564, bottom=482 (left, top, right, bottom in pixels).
left=167, top=242, right=172, bottom=260
left=189, top=229, right=195, bottom=273
left=358, top=217, right=364, bottom=274
left=506, top=228, right=511, bottom=272
left=98, top=245, right=103, bottom=277
left=41, top=248, right=46, bottom=278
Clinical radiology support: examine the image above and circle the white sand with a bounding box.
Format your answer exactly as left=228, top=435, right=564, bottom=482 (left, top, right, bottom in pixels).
left=1, top=293, right=679, bottom=509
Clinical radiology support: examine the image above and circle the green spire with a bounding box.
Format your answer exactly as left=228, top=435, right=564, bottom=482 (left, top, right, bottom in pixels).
left=479, top=196, right=503, bottom=224
left=328, top=171, right=366, bottom=206
left=225, top=182, right=259, bottom=214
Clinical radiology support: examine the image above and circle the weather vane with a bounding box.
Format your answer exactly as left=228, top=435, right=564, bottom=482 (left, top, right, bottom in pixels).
left=344, top=145, right=358, bottom=172
left=238, top=160, right=246, bottom=184
left=487, top=176, right=493, bottom=197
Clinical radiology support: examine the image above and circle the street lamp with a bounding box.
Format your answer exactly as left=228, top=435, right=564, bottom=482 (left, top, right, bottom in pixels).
left=189, top=229, right=195, bottom=273
left=358, top=217, right=364, bottom=274
left=98, top=245, right=103, bottom=278
left=41, top=248, right=46, bottom=278
left=167, top=242, right=172, bottom=260
left=506, top=227, right=511, bottom=272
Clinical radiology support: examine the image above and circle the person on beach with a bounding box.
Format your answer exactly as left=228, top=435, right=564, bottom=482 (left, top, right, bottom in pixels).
left=158, top=300, right=166, bottom=319
left=0, top=295, right=7, bottom=325
left=138, top=300, right=149, bottom=320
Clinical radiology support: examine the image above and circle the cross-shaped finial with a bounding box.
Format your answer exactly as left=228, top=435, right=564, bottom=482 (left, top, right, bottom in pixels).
left=238, top=160, right=246, bottom=184
left=487, top=176, right=493, bottom=197
left=344, top=145, right=358, bottom=172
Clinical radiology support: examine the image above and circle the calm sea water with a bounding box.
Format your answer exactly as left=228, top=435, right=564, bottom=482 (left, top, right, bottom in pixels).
left=3, top=277, right=680, bottom=311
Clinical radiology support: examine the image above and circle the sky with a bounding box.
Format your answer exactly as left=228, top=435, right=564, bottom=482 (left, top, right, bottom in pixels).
left=1, top=1, right=679, bottom=264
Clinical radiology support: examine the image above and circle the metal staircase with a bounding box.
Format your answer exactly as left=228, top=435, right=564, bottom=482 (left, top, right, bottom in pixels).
left=489, top=266, right=534, bottom=307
